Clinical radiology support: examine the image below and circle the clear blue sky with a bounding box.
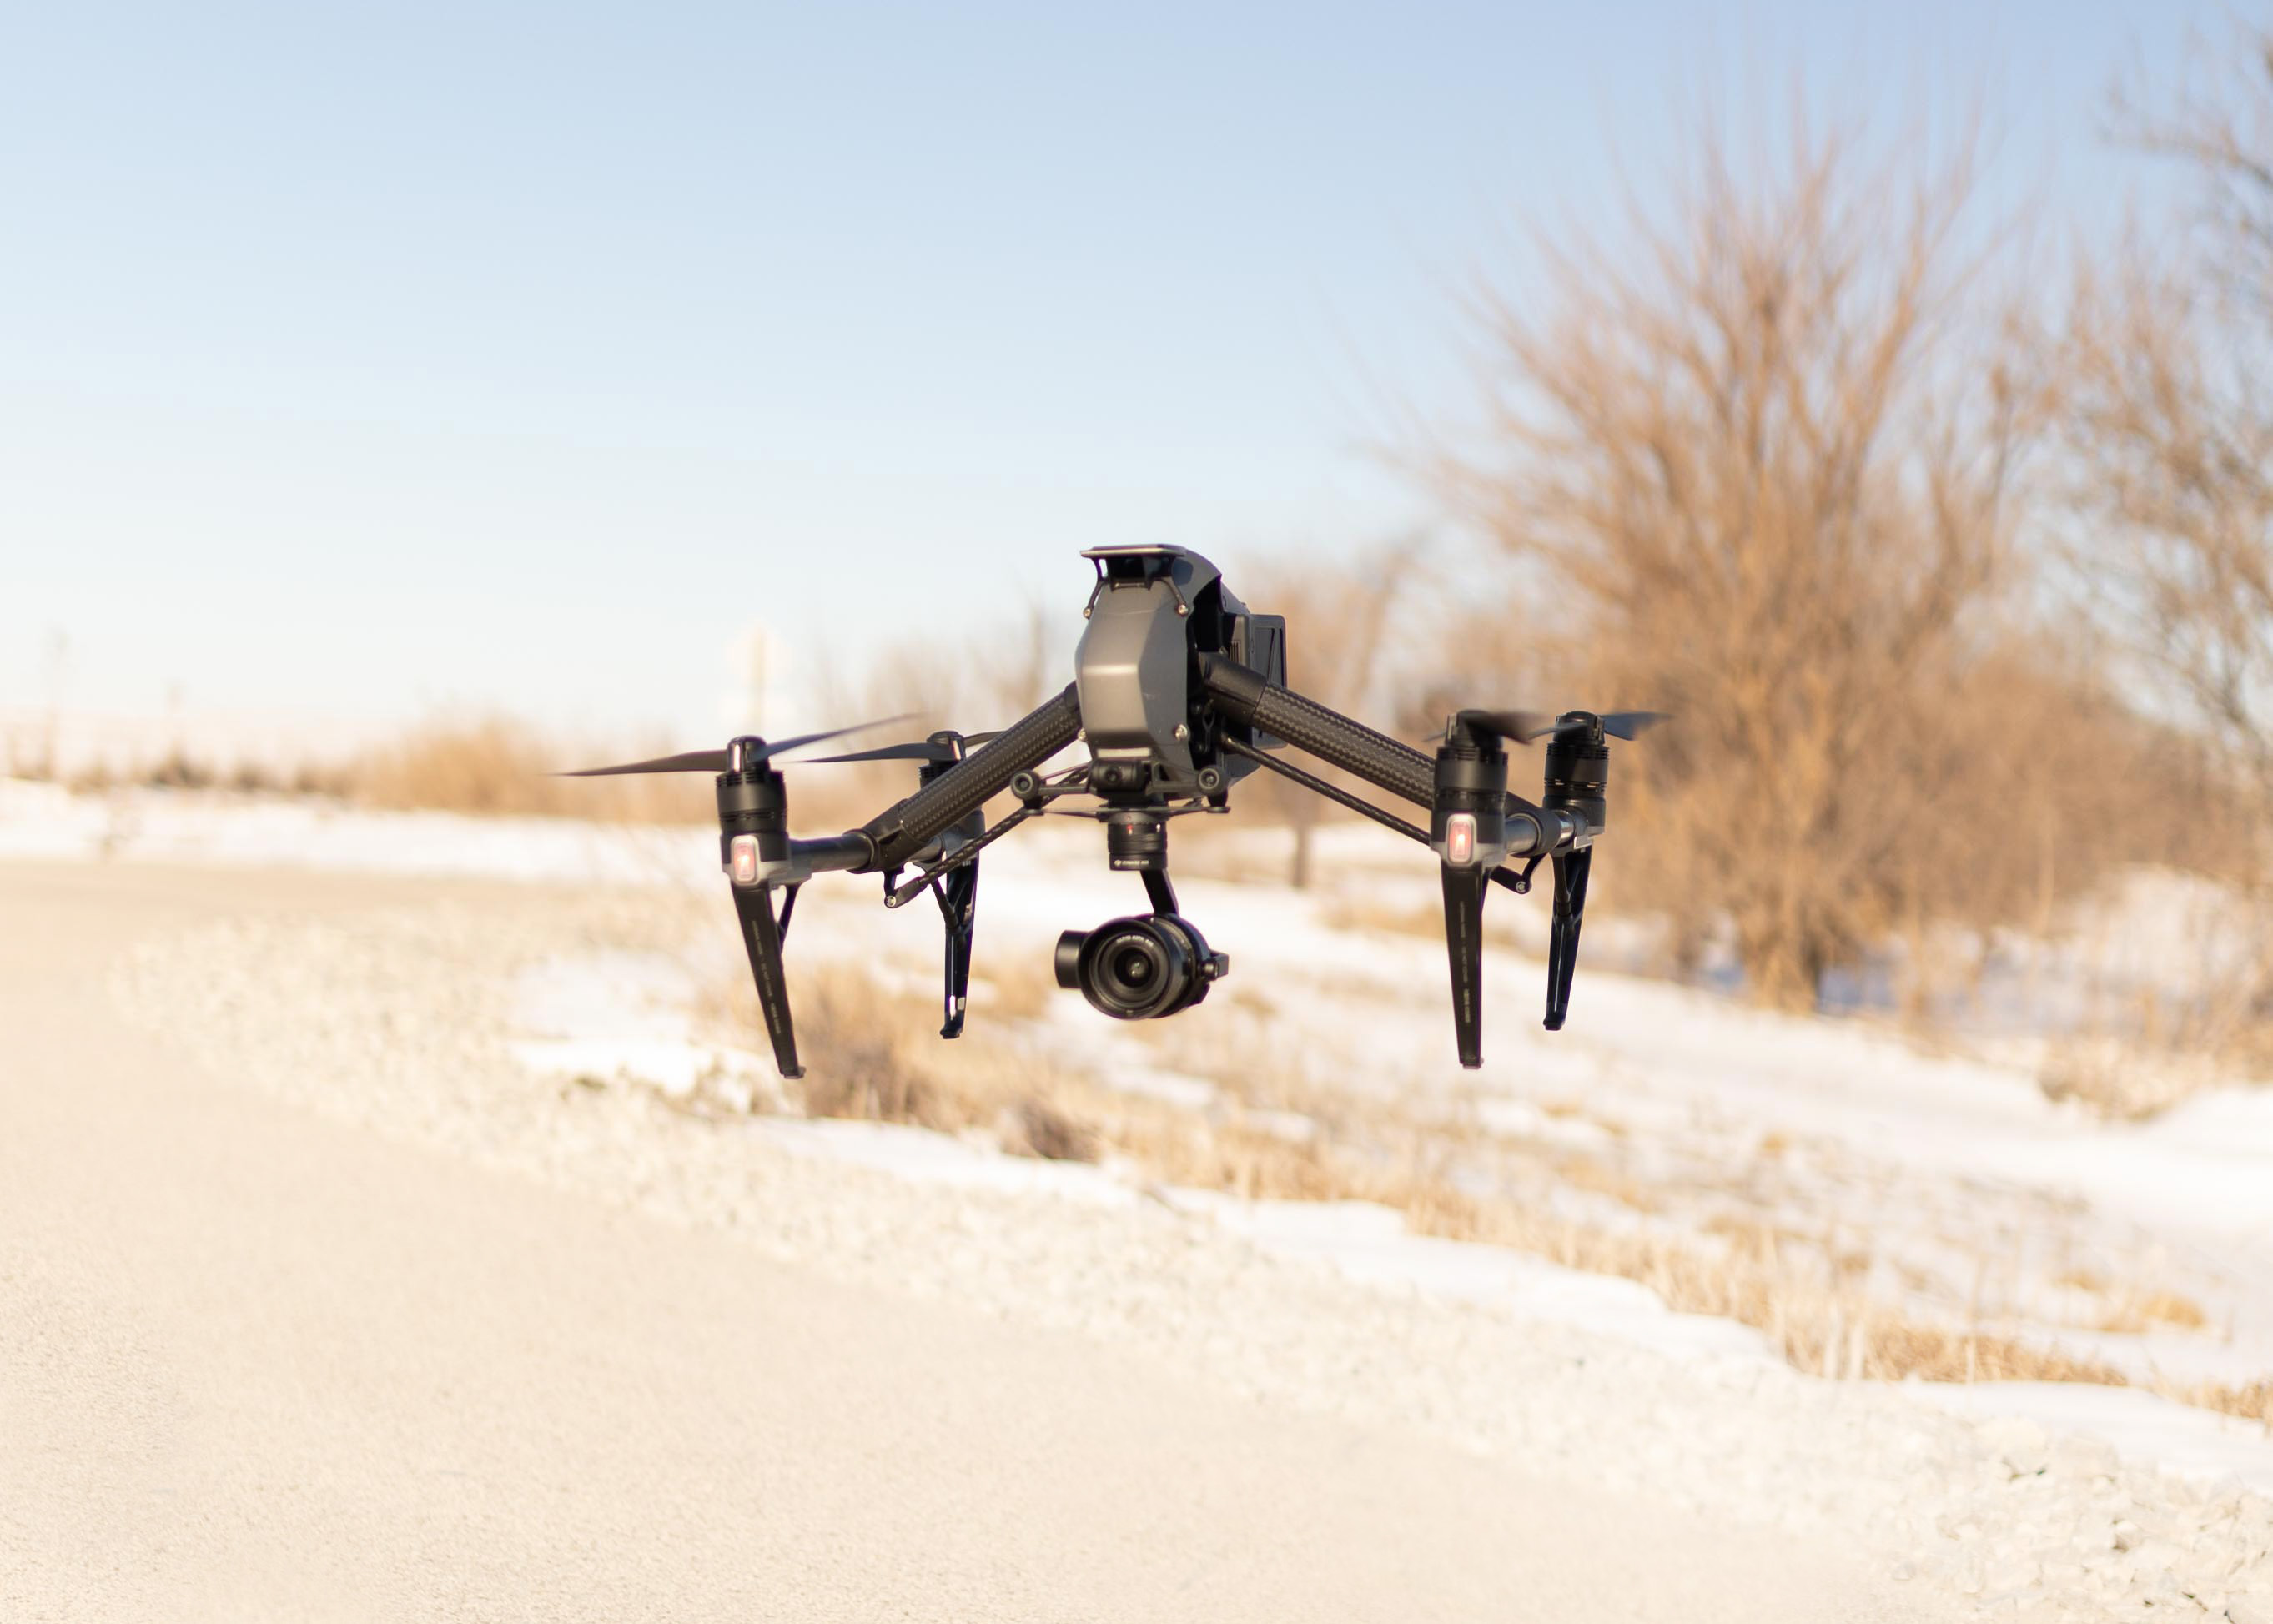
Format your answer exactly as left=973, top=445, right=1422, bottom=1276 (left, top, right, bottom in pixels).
left=0, top=0, right=2235, bottom=740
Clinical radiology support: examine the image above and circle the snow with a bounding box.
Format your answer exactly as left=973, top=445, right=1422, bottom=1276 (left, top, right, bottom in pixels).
left=513, top=949, right=700, bottom=1038
left=2153, top=1084, right=2273, bottom=1163
left=508, top=1038, right=765, bottom=1100
left=20, top=780, right=2273, bottom=1517
left=755, top=1117, right=1140, bottom=1206
left=1162, top=1190, right=1778, bottom=1365
left=104, top=827, right=2273, bottom=1618
left=1912, top=1380, right=2273, bottom=1496
left=500, top=947, right=773, bottom=1111
left=1167, top=1189, right=2273, bottom=1496
left=0, top=779, right=707, bottom=882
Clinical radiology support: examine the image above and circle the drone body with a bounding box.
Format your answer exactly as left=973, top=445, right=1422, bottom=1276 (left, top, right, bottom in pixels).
left=567, top=546, right=1661, bottom=1078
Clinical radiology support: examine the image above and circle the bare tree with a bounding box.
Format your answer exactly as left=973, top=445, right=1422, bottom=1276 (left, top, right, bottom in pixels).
left=1441, top=116, right=2048, bottom=1006
left=2046, top=23, right=2273, bottom=1061
left=2067, top=26, right=2273, bottom=817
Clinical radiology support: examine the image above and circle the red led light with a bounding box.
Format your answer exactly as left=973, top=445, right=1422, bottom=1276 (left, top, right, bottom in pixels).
left=730, top=834, right=760, bottom=885
left=1445, top=812, right=1476, bottom=867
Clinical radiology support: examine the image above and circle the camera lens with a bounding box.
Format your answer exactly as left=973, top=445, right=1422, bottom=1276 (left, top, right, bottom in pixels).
left=1101, top=933, right=1168, bottom=1007
left=1084, top=919, right=1176, bottom=1017
left=1056, top=913, right=1228, bottom=1021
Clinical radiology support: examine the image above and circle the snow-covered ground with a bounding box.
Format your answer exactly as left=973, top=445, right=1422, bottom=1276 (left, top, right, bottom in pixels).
left=13, top=778, right=2273, bottom=1618
left=0, top=777, right=709, bottom=882
left=15, top=779, right=2273, bottom=1393
left=752, top=816, right=2273, bottom=1411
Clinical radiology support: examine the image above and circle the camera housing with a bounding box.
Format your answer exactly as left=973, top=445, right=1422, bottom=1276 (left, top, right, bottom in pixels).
left=1054, top=913, right=1230, bottom=1021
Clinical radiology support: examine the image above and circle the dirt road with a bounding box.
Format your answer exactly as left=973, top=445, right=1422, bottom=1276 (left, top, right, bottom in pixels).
left=0, top=862, right=1939, bottom=1621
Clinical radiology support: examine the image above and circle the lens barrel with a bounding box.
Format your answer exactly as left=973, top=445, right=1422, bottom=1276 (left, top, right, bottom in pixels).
left=1053, top=913, right=1229, bottom=1020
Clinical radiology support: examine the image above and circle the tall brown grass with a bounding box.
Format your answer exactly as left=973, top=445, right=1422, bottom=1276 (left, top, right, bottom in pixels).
left=347, top=715, right=713, bottom=822
left=339, top=714, right=898, bottom=830
left=700, top=962, right=1096, bottom=1162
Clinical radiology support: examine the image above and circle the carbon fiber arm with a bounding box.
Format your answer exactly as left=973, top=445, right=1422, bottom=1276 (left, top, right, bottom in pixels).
left=856, top=683, right=1084, bottom=872
left=1199, top=656, right=1568, bottom=857
left=1199, top=650, right=1572, bottom=855
left=1199, top=655, right=1437, bottom=807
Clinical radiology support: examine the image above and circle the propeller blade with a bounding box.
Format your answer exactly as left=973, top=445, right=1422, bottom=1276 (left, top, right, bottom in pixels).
left=1441, top=709, right=1672, bottom=747
left=807, top=741, right=958, bottom=764
left=1456, top=708, right=1563, bottom=744
left=803, top=727, right=1008, bottom=766
left=558, top=715, right=913, bottom=777
left=1598, top=711, right=1670, bottom=740
left=561, top=748, right=729, bottom=777
left=755, top=716, right=917, bottom=761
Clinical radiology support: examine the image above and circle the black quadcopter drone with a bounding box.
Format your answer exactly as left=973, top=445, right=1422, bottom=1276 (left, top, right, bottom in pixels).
left=567, top=546, right=1661, bottom=1078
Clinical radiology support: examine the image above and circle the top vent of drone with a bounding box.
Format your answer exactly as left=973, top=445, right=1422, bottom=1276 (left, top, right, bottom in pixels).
left=1080, top=544, right=1199, bottom=586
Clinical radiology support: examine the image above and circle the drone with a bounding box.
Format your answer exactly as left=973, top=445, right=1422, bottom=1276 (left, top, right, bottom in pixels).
left=566, top=546, right=1661, bottom=1078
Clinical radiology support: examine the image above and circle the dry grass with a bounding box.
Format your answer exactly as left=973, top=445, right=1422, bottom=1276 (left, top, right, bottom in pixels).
left=329, top=713, right=908, bottom=830
left=972, top=959, right=1060, bottom=1025
left=1413, top=1167, right=2265, bottom=1422
left=41, top=715, right=928, bottom=827
left=2095, top=1288, right=2211, bottom=1335
left=347, top=716, right=712, bottom=822
left=1319, top=897, right=1531, bottom=950
left=706, top=963, right=1096, bottom=1163
left=2035, top=1042, right=2210, bottom=1123
left=1124, top=1101, right=2266, bottom=1421
left=58, top=752, right=355, bottom=797
left=2037, top=953, right=2273, bottom=1119
left=2178, top=1379, right=2273, bottom=1429
left=1002, top=976, right=2270, bottom=1408
left=1317, top=898, right=1439, bottom=940
left=1408, top=1188, right=2132, bottom=1386
left=691, top=953, right=2273, bottom=1423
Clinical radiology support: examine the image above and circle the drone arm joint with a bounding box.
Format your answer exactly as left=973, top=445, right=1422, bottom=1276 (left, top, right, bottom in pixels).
left=857, top=684, right=1084, bottom=872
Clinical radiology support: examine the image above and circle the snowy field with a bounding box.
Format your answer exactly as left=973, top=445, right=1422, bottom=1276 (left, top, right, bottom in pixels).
left=11, top=777, right=2273, bottom=1620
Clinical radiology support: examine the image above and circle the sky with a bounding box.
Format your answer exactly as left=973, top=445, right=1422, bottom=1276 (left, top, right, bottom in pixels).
left=0, top=0, right=2243, bottom=744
